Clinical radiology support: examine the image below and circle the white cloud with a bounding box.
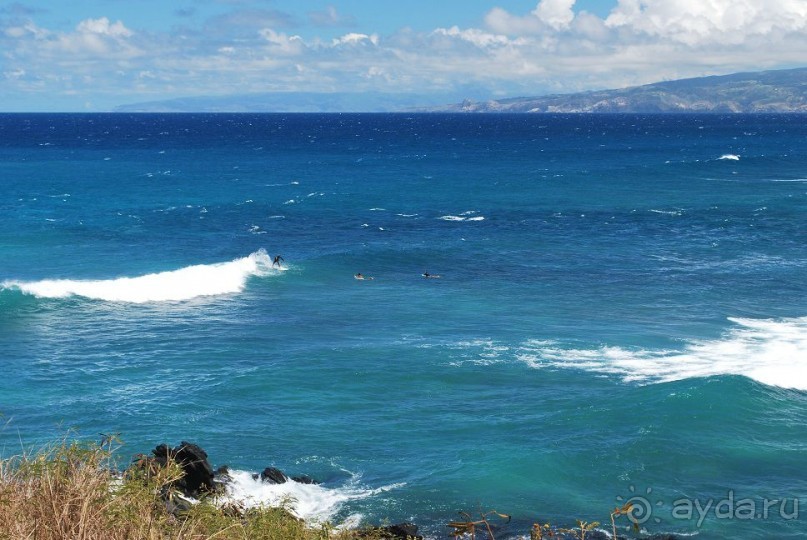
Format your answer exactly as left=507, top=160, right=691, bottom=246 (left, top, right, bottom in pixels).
left=49, top=18, right=137, bottom=57
left=533, top=0, right=576, bottom=30
left=605, top=0, right=807, bottom=46
left=76, top=17, right=132, bottom=38
left=484, top=7, right=544, bottom=35
left=432, top=26, right=521, bottom=48
left=4, top=68, right=25, bottom=79
left=332, top=32, right=379, bottom=46
left=259, top=28, right=304, bottom=55
left=1, top=0, right=805, bottom=110
left=485, top=0, right=576, bottom=34
left=4, top=22, right=48, bottom=39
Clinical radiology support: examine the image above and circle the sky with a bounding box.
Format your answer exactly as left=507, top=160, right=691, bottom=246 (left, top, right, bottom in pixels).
left=1, top=0, right=805, bottom=111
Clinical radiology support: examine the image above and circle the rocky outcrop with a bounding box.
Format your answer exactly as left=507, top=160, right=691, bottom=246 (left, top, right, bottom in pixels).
left=259, top=466, right=288, bottom=484
left=136, top=441, right=321, bottom=498
left=359, top=522, right=423, bottom=540
left=149, top=441, right=217, bottom=497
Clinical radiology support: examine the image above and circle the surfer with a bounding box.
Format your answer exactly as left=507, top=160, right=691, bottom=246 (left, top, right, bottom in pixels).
left=355, top=273, right=373, bottom=280
left=272, top=255, right=284, bottom=268
left=422, top=272, right=440, bottom=279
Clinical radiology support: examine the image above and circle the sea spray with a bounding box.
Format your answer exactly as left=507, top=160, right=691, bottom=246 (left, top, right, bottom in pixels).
left=218, top=470, right=404, bottom=525
left=519, top=316, right=807, bottom=390
left=1, top=249, right=280, bottom=303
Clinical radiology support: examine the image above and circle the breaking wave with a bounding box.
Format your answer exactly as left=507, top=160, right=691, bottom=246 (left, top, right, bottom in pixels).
left=1, top=249, right=282, bottom=304
left=518, top=316, right=807, bottom=390
left=219, top=470, right=403, bottom=525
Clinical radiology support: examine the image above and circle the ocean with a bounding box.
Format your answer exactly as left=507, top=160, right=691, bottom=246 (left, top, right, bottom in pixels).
left=1, top=113, right=805, bottom=539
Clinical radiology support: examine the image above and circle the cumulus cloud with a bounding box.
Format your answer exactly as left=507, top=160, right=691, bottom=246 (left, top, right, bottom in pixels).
left=605, top=0, right=807, bottom=46
left=76, top=17, right=132, bottom=38
left=534, top=0, right=576, bottom=30
left=332, top=32, right=379, bottom=46
left=54, top=17, right=137, bottom=56
left=1, top=0, right=805, bottom=110
left=432, top=26, right=522, bottom=49
left=485, top=0, right=576, bottom=34
left=259, top=28, right=304, bottom=55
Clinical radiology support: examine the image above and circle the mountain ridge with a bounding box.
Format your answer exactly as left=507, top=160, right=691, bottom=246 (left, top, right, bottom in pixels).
left=114, top=67, right=807, bottom=113
left=420, top=67, right=807, bottom=113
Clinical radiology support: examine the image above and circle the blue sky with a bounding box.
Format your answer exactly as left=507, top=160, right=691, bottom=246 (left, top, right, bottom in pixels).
left=1, top=0, right=805, bottom=111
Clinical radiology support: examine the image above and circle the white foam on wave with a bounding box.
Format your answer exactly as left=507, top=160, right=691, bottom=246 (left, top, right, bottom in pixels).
left=649, top=209, right=683, bottom=216
left=718, top=154, right=740, bottom=161
left=439, top=210, right=485, bottom=222
left=438, top=214, right=486, bottom=222
left=518, top=316, right=807, bottom=390
left=219, top=470, right=404, bottom=525
left=1, top=249, right=282, bottom=304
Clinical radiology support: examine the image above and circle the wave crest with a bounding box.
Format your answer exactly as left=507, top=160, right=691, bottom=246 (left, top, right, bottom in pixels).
left=1, top=249, right=281, bottom=303
left=518, top=316, right=807, bottom=390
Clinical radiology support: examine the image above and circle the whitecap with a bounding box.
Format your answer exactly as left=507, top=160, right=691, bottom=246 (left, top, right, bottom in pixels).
left=718, top=154, right=740, bottom=161
left=518, top=316, right=807, bottom=390
left=1, top=249, right=282, bottom=304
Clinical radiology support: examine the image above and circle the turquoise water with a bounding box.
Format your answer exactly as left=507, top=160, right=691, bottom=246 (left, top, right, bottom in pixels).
left=1, top=113, right=805, bottom=538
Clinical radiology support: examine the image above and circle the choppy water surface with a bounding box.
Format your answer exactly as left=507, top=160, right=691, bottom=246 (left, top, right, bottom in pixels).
left=1, top=113, right=805, bottom=539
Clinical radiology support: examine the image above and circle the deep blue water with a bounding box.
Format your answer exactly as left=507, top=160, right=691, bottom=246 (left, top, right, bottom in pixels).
left=1, top=113, right=805, bottom=538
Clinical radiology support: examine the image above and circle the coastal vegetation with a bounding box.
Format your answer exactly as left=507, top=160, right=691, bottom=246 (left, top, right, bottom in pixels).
left=0, top=437, right=361, bottom=540
left=0, top=437, right=665, bottom=540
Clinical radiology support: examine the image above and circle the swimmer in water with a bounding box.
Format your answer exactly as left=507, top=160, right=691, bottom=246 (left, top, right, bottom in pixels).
left=422, top=272, right=441, bottom=278
left=355, top=273, right=373, bottom=280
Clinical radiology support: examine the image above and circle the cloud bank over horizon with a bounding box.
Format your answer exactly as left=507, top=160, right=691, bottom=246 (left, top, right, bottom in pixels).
left=1, top=0, right=805, bottom=111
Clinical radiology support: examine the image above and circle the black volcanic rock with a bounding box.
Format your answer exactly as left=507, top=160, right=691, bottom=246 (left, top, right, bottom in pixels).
left=291, top=474, right=317, bottom=484
left=148, top=441, right=216, bottom=496
left=259, top=466, right=288, bottom=484
left=360, top=522, right=423, bottom=540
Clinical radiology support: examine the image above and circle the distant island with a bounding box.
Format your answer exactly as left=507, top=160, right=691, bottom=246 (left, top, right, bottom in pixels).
left=421, top=67, right=807, bottom=114
left=114, top=91, right=468, bottom=113
left=115, top=67, right=806, bottom=113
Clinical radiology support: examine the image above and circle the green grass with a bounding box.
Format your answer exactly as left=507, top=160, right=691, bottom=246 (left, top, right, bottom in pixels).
left=0, top=437, right=630, bottom=540
left=0, top=438, right=372, bottom=540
